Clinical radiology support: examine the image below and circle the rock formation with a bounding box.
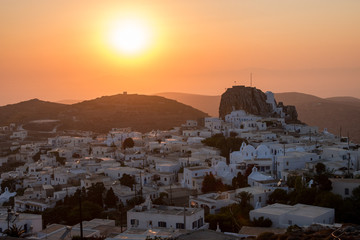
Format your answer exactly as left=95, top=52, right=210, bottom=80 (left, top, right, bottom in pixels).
left=219, top=85, right=299, bottom=123
left=219, top=86, right=272, bottom=119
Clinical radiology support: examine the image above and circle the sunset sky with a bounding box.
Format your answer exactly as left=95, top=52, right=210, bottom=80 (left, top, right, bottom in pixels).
left=1, top=0, right=360, bottom=106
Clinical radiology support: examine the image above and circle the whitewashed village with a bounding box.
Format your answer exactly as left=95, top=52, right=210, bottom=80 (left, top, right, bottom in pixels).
left=1, top=87, right=360, bottom=240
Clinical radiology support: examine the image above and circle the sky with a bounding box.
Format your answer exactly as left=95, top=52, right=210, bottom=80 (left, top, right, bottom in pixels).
left=1, top=0, right=360, bottom=106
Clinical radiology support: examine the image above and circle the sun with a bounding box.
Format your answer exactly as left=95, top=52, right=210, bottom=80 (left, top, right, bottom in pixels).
left=108, top=18, right=151, bottom=56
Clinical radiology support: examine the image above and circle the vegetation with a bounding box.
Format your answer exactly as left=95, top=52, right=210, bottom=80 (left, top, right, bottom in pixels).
left=251, top=216, right=272, bottom=227
left=201, top=173, right=225, bottom=193
left=1, top=178, right=19, bottom=192
left=271, top=174, right=360, bottom=224
left=126, top=196, right=145, bottom=208
left=4, top=224, right=25, bottom=237
left=119, top=174, right=136, bottom=190
left=268, top=189, right=289, bottom=204
left=104, top=187, right=119, bottom=208
left=202, top=133, right=248, bottom=163
left=152, top=192, right=168, bottom=205
left=231, top=172, right=249, bottom=189
left=206, top=201, right=253, bottom=232
left=256, top=232, right=276, bottom=240
left=122, top=137, right=135, bottom=149
left=0, top=161, right=24, bottom=174
left=237, top=191, right=253, bottom=208
left=0, top=95, right=208, bottom=134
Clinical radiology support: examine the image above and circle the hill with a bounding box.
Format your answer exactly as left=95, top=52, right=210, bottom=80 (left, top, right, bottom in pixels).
left=275, top=92, right=360, bottom=143
left=0, top=94, right=208, bottom=133
left=156, top=92, right=220, bottom=117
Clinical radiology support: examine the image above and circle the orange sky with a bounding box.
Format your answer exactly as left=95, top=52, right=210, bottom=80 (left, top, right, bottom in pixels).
left=1, top=0, right=360, bottom=105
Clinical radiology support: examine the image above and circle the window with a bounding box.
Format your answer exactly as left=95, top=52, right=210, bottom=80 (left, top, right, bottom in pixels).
left=345, top=188, right=349, bottom=195
left=130, top=219, right=139, bottom=226
left=198, top=218, right=204, bottom=227
left=258, top=196, right=262, bottom=202
left=288, top=220, right=292, bottom=225
left=176, top=223, right=184, bottom=229
left=158, top=221, right=167, bottom=228
left=192, top=221, right=198, bottom=229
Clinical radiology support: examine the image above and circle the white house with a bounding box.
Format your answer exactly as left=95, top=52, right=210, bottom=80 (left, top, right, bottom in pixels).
left=127, top=197, right=207, bottom=230
left=276, top=152, right=318, bottom=179
left=204, top=117, right=223, bottom=132
left=330, top=178, right=360, bottom=198
left=250, top=203, right=335, bottom=228
left=189, top=191, right=237, bottom=214
left=183, top=166, right=214, bottom=191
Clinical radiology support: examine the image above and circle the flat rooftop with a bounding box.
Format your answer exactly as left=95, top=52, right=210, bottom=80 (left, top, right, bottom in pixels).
left=129, top=204, right=203, bottom=217
left=251, top=203, right=333, bottom=217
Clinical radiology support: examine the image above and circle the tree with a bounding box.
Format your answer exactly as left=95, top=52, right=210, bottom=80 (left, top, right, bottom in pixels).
left=268, top=189, right=289, bottom=204
left=315, top=191, right=343, bottom=218
left=237, top=191, right=253, bottom=208
left=232, top=172, right=248, bottom=189
left=201, top=173, right=225, bottom=193
left=126, top=196, right=145, bottom=208
left=352, top=185, right=360, bottom=202
left=1, top=178, right=18, bottom=192
left=294, top=188, right=317, bottom=205
left=42, top=205, right=71, bottom=226
left=32, top=150, right=41, bottom=162
left=314, top=174, right=332, bottom=191
left=120, top=174, right=136, bottom=190
left=104, top=187, right=118, bottom=208
left=87, top=183, right=106, bottom=207
left=122, top=138, right=134, bottom=149
left=202, top=134, right=248, bottom=163
left=286, top=175, right=299, bottom=188
left=315, top=162, right=326, bottom=175
left=4, top=224, right=25, bottom=237
left=153, top=192, right=168, bottom=205
left=68, top=201, right=103, bottom=225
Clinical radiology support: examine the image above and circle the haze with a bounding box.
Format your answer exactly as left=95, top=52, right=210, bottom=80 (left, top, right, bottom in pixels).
left=1, top=0, right=360, bottom=105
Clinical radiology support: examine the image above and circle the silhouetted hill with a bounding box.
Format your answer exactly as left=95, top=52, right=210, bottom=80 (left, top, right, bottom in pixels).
left=156, top=92, right=220, bottom=117
left=275, top=92, right=360, bottom=143
left=0, top=94, right=208, bottom=133
left=56, top=99, right=83, bottom=105
left=0, top=99, right=67, bottom=124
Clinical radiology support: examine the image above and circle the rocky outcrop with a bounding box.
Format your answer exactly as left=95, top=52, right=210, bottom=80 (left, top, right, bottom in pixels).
left=278, top=102, right=298, bottom=123
left=219, top=86, right=299, bottom=123
left=219, top=86, right=273, bottom=119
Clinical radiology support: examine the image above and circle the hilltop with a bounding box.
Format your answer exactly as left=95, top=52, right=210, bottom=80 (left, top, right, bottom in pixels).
left=155, top=91, right=360, bottom=143
left=0, top=94, right=208, bottom=133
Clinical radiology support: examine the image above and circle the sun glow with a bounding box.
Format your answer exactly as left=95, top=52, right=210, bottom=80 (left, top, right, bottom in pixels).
left=108, top=18, right=152, bottom=56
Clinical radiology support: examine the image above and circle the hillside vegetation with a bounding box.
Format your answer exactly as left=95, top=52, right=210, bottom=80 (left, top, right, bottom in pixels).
left=0, top=94, right=208, bottom=133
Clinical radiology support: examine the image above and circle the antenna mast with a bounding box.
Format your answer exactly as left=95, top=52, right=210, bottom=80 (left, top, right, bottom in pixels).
left=250, top=73, right=253, bottom=87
